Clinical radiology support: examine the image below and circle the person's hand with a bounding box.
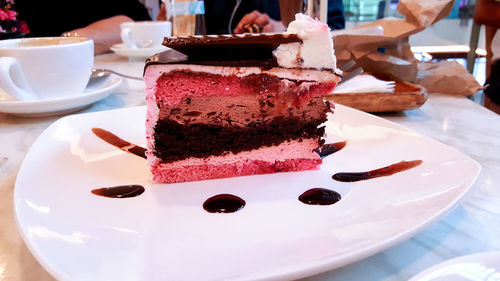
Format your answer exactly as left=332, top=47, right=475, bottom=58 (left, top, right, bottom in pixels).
left=233, top=10, right=285, bottom=34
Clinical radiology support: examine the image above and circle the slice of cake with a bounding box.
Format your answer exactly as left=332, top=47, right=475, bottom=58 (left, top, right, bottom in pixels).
left=144, top=14, right=341, bottom=183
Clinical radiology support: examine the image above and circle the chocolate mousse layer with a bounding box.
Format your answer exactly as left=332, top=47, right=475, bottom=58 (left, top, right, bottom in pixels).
left=155, top=70, right=332, bottom=126
left=159, top=95, right=328, bottom=127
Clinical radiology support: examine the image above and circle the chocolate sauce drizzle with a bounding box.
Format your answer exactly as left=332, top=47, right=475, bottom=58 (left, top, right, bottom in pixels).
left=332, top=160, right=423, bottom=182
left=314, top=141, right=347, bottom=158
left=203, top=194, right=246, bottom=213
left=299, top=188, right=341, bottom=205
left=92, top=185, right=145, bottom=198
left=89, top=129, right=422, bottom=210
left=92, top=128, right=146, bottom=159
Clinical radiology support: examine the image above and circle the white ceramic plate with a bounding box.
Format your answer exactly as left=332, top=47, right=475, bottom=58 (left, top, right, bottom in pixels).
left=110, top=43, right=170, bottom=59
left=409, top=251, right=500, bottom=281
left=14, top=105, right=481, bottom=281
left=0, top=76, right=122, bottom=117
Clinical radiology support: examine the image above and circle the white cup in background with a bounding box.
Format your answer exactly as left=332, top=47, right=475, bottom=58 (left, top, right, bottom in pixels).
left=0, top=37, right=94, bottom=101
left=120, top=21, right=172, bottom=49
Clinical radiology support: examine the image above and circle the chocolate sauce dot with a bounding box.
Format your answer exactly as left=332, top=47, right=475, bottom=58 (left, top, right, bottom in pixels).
left=299, top=188, right=341, bottom=205
left=203, top=194, right=246, bottom=213
left=92, top=185, right=145, bottom=198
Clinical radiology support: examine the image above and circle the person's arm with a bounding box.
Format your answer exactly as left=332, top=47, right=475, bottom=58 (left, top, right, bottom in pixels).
left=64, top=15, right=133, bottom=55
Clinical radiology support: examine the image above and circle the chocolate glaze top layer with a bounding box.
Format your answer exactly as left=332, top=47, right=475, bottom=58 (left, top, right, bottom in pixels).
left=146, top=49, right=280, bottom=69
left=164, top=34, right=301, bottom=60
left=145, top=33, right=342, bottom=77
left=145, top=34, right=302, bottom=70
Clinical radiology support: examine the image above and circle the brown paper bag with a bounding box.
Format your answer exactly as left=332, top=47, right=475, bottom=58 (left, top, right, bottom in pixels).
left=416, top=61, right=483, bottom=95
left=358, top=52, right=418, bottom=82
left=397, top=0, right=455, bottom=27
left=332, top=0, right=455, bottom=78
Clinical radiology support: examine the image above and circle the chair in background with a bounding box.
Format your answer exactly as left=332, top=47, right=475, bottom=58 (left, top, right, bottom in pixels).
left=466, top=22, right=481, bottom=74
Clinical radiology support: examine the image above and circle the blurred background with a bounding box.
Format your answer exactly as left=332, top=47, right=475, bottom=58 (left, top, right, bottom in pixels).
left=342, top=0, right=487, bottom=92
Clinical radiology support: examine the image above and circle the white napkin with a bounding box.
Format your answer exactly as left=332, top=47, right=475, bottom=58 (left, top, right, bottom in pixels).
left=333, top=74, right=395, bottom=94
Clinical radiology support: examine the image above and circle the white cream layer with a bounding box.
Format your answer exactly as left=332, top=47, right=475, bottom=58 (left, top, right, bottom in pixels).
left=273, top=13, right=338, bottom=72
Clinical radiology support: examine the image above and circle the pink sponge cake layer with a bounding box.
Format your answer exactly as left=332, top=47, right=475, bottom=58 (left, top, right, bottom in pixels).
left=152, top=159, right=321, bottom=183
left=151, top=139, right=321, bottom=183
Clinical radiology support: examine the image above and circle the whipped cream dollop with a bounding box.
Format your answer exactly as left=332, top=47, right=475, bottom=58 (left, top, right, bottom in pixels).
left=273, top=14, right=337, bottom=71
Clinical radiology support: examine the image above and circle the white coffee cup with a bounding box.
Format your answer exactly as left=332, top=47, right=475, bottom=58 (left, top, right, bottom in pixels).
left=0, top=37, right=94, bottom=101
left=120, top=21, right=172, bottom=49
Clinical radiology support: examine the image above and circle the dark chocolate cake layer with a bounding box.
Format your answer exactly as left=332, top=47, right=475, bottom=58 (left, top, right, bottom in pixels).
left=152, top=116, right=327, bottom=163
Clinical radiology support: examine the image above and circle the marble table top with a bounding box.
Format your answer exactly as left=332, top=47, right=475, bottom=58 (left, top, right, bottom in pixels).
left=1, top=54, right=499, bottom=281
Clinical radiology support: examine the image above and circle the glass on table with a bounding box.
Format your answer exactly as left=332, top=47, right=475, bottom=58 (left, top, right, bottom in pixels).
left=164, top=0, right=206, bottom=36
left=279, top=0, right=328, bottom=27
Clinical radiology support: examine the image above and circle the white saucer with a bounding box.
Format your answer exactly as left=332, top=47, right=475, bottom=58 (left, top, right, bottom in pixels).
left=110, top=43, right=170, bottom=59
left=409, top=251, right=500, bottom=281
left=0, top=75, right=122, bottom=117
